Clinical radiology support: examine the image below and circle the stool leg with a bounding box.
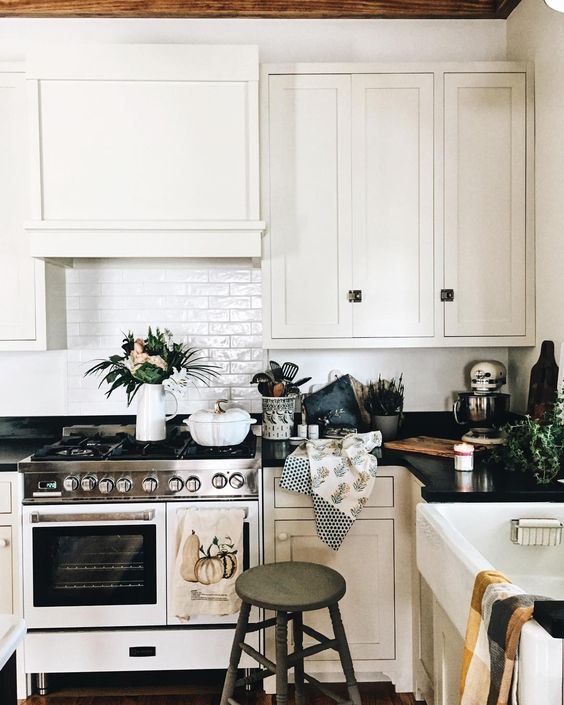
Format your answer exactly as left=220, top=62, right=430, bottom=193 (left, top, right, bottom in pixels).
left=329, top=603, right=362, bottom=705
left=293, top=612, right=306, bottom=705
left=220, top=601, right=251, bottom=705
left=275, top=611, right=289, bottom=705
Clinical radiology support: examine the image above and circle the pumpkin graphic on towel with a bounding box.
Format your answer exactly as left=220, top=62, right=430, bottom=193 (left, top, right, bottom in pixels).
left=180, top=530, right=200, bottom=582
left=181, top=533, right=238, bottom=586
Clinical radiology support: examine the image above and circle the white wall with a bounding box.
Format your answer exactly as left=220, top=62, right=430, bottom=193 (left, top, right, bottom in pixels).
left=507, top=0, right=564, bottom=411
left=0, top=18, right=506, bottom=64
left=0, top=17, right=511, bottom=417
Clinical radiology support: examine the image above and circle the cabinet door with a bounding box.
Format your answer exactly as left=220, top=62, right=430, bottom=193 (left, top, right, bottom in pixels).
left=268, top=74, right=353, bottom=339
left=0, top=72, right=36, bottom=341
left=274, top=518, right=395, bottom=661
left=0, top=526, right=12, bottom=613
left=351, top=74, right=434, bottom=337
left=444, top=73, right=527, bottom=337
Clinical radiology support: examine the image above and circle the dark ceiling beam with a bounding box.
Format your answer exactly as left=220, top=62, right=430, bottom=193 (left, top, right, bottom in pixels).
left=495, top=0, right=524, bottom=17
left=0, top=0, right=505, bottom=19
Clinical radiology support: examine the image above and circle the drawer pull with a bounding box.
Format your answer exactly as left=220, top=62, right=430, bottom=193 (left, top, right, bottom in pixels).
left=0, top=538, right=8, bottom=548
left=277, top=532, right=290, bottom=542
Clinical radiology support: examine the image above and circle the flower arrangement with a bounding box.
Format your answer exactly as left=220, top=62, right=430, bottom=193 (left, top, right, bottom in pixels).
left=364, top=375, right=405, bottom=417
left=85, top=327, right=218, bottom=405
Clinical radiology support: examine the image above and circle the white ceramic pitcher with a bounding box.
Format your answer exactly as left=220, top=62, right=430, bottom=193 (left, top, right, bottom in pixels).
left=136, top=383, right=178, bottom=441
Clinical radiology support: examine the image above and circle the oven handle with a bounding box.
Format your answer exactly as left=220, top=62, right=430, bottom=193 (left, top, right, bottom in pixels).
left=30, top=510, right=156, bottom=524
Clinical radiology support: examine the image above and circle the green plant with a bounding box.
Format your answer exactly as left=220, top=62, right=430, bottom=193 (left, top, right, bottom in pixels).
left=364, top=375, right=405, bottom=416
left=85, top=327, right=218, bottom=405
left=492, top=393, right=564, bottom=484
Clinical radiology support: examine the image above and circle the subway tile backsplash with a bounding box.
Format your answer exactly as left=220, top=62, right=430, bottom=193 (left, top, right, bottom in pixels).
left=66, top=259, right=265, bottom=416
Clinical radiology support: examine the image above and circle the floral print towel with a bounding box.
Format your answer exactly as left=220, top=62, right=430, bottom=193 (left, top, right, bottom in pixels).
left=280, top=431, right=382, bottom=550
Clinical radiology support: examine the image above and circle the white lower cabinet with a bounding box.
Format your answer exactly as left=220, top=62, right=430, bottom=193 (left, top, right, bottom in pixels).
left=0, top=65, right=66, bottom=351
left=263, top=465, right=414, bottom=693
left=0, top=525, right=13, bottom=614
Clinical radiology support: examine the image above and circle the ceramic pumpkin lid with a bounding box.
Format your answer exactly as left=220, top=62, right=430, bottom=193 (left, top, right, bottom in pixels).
left=190, top=399, right=253, bottom=424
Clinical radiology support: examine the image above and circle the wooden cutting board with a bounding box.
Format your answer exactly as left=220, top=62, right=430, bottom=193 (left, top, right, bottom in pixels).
left=384, top=436, right=484, bottom=458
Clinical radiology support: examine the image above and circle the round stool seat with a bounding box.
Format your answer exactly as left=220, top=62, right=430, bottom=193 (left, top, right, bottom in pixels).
left=235, top=561, right=346, bottom=612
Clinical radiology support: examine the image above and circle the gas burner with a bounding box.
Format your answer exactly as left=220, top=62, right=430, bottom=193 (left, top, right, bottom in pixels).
left=32, top=435, right=125, bottom=461
left=183, top=432, right=256, bottom=460
left=111, top=434, right=187, bottom=460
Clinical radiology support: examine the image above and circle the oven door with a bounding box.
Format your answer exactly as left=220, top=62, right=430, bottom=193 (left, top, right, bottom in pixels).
left=167, top=500, right=260, bottom=626
left=22, top=503, right=167, bottom=629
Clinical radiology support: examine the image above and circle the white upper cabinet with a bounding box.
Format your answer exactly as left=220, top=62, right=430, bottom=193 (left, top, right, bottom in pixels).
left=0, top=65, right=66, bottom=350
left=263, top=63, right=534, bottom=348
left=25, top=45, right=263, bottom=258
left=268, top=74, right=353, bottom=339
left=351, top=73, right=434, bottom=338
left=443, top=72, right=530, bottom=338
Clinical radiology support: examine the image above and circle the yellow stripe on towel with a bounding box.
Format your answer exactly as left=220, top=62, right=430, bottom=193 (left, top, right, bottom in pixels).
left=460, top=569, right=511, bottom=701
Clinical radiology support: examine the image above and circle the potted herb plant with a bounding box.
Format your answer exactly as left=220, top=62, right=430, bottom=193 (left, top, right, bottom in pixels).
left=364, top=374, right=405, bottom=441
left=492, top=393, right=564, bottom=484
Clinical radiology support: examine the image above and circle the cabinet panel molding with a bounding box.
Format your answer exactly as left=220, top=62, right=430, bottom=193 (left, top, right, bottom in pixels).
left=268, top=74, right=353, bottom=339
left=443, top=72, right=529, bottom=338
left=351, top=73, right=434, bottom=337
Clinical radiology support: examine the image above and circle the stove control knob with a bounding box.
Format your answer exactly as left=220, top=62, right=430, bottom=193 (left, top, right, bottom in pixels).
left=63, top=476, right=79, bottom=492
left=229, top=473, right=245, bottom=490
left=142, top=477, right=158, bottom=494
left=168, top=476, right=183, bottom=493
left=99, top=478, right=114, bottom=494
left=212, top=473, right=228, bottom=490
left=116, top=477, right=132, bottom=493
left=81, top=475, right=97, bottom=492
left=185, top=476, right=201, bottom=493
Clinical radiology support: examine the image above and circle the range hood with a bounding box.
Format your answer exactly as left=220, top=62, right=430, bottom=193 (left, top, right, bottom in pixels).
left=25, top=45, right=264, bottom=258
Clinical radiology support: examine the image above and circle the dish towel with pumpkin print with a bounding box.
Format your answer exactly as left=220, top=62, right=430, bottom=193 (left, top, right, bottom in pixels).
left=280, top=431, right=381, bottom=550
left=173, top=507, right=245, bottom=619
left=460, top=569, right=545, bottom=705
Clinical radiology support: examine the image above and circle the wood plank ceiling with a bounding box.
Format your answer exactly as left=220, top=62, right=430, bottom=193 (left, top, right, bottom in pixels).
left=0, top=0, right=523, bottom=18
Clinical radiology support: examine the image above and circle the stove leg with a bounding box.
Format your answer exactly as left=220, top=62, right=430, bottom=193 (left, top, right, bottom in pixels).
left=36, top=673, right=49, bottom=696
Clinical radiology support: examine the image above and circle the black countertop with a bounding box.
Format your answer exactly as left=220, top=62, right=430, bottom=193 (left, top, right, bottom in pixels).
left=0, top=439, right=48, bottom=471
left=262, top=415, right=564, bottom=503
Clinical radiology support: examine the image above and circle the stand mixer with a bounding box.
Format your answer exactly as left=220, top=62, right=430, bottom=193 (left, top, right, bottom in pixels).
left=453, top=361, right=510, bottom=445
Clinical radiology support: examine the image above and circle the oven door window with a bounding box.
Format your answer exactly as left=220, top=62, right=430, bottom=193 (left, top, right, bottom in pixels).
left=32, top=525, right=157, bottom=607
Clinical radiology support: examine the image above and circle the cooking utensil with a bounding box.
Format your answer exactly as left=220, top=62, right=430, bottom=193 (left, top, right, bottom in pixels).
left=281, top=362, right=299, bottom=381
left=185, top=399, right=256, bottom=446
left=269, top=360, right=284, bottom=381
left=272, top=382, right=286, bottom=397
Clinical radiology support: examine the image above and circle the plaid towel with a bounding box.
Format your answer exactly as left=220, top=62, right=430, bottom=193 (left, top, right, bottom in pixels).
left=280, top=431, right=381, bottom=550
left=460, top=570, right=541, bottom=705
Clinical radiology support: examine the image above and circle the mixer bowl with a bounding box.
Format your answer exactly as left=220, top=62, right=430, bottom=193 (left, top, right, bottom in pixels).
left=453, top=392, right=510, bottom=427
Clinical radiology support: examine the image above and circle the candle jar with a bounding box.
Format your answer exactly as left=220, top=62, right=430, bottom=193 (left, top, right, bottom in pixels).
left=454, top=442, right=475, bottom=471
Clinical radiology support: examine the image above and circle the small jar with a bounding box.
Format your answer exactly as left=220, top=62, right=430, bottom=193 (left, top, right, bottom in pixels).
left=308, top=424, right=320, bottom=440
left=297, top=424, right=308, bottom=439
left=454, top=442, right=474, bottom=471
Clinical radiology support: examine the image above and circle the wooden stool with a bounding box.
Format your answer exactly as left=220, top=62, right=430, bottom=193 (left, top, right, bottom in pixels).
left=220, top=561, right=362, bottom=705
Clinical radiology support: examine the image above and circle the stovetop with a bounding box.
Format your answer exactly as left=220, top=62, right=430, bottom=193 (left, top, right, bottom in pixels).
left=31, top=426, right=257, bottom=462
left=19, top=425, right=260, bottom=503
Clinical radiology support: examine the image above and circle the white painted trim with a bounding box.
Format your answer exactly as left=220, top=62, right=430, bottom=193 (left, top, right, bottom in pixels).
left=26, top=220, right=265, bottom=231
left=264, top=61, right=532, bottom=75
left=26, top=44, right=259, bottom=81
left=263, top=334, right=534, bottom=349
left=29, top=230, right=263, bottom=258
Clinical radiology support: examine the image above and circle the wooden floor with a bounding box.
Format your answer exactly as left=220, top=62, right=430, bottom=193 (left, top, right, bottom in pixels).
left=20, top=673, right=422, bottom=705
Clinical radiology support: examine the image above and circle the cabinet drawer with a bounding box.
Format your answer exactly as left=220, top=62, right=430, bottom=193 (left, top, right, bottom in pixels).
left=274, top=475, right=394, bottom=509
left=0, top=482, right=11, bottom=513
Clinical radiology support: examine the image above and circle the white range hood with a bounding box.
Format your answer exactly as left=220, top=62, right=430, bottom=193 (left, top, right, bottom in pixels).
left=25, top=44, right=264, bottom=258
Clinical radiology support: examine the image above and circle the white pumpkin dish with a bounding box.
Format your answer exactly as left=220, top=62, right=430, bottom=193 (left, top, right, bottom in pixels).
left=184, top=399, right=257, bottom=447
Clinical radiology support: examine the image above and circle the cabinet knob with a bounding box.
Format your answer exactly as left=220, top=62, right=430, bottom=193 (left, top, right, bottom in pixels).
left=0, top=538, right=8, bottom=548
left=277, top=532, right=290, bottom=542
